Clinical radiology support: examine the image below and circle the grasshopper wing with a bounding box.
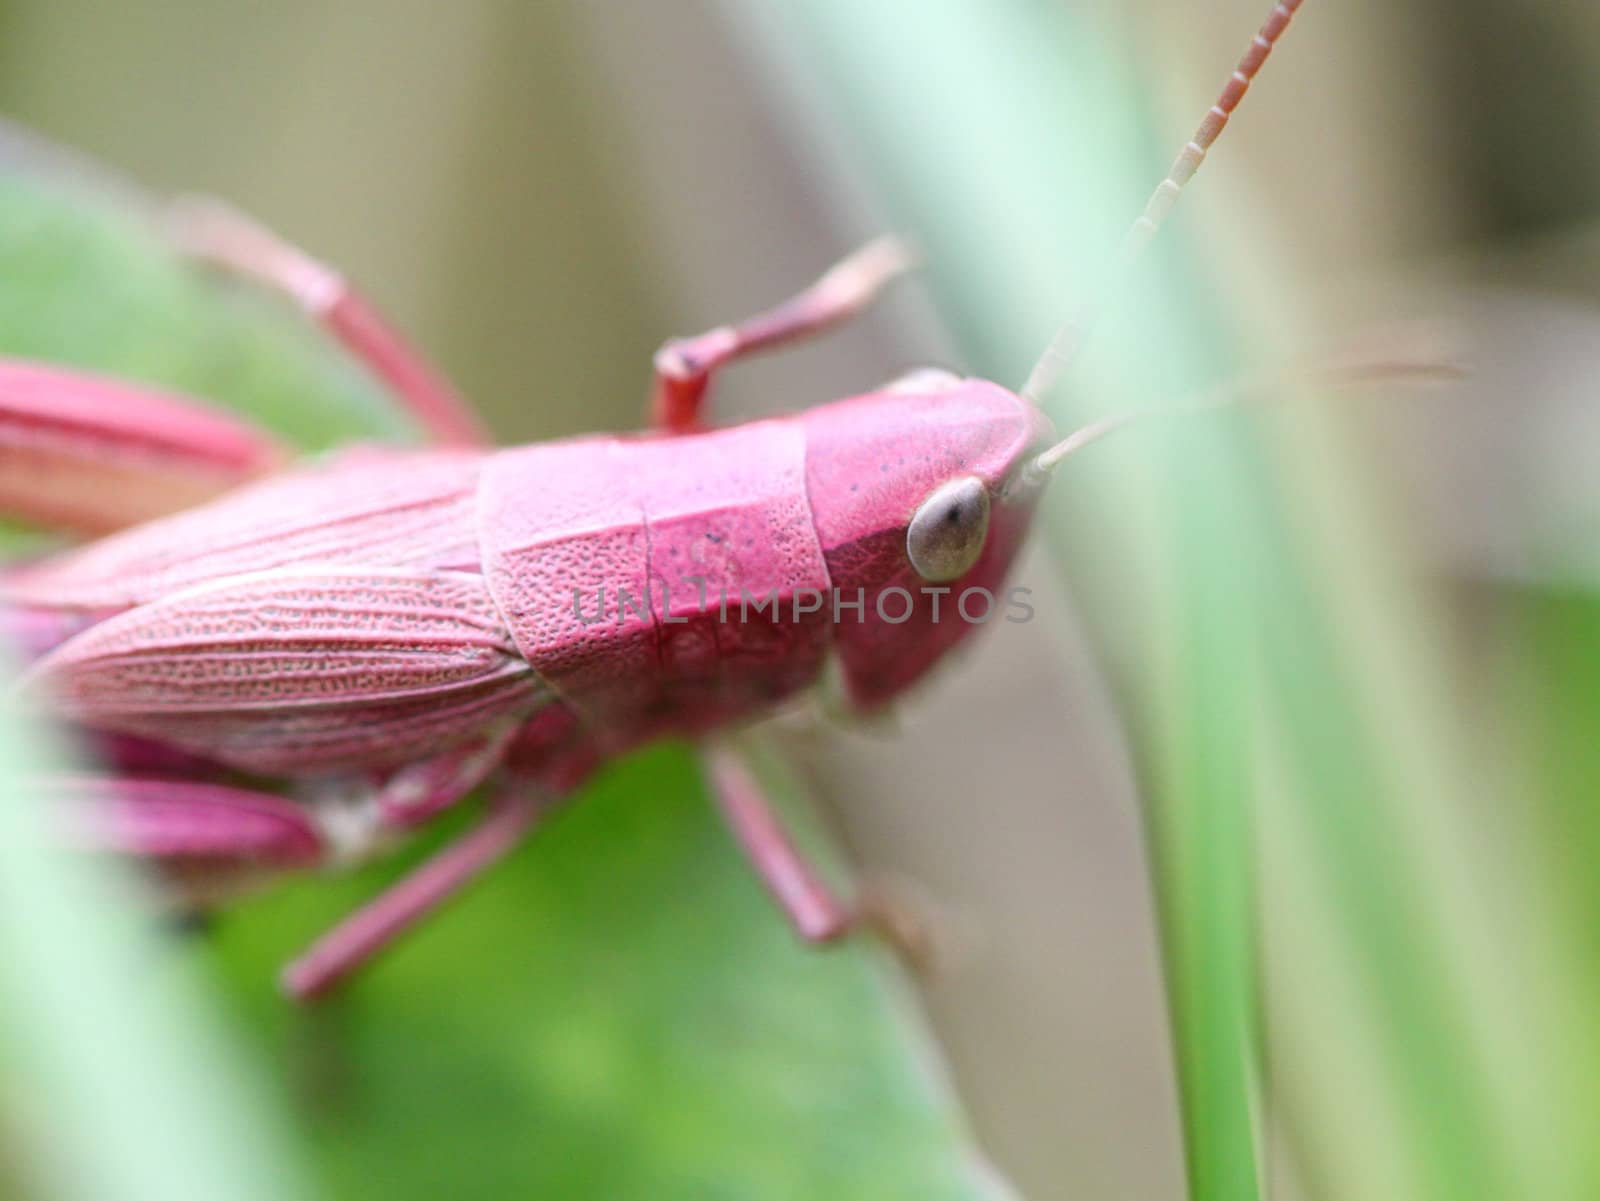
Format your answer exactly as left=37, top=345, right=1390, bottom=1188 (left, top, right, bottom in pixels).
left=7, top=449, right=482, bottom=613
left=25, top=565, right=547, bottom=775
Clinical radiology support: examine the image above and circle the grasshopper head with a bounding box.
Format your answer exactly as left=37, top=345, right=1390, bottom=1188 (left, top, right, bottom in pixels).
left=801, top=375, right=1053, bottom=711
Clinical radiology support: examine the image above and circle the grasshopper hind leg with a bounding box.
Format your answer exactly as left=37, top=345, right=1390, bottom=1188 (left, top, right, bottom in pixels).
left=44, top=775, right=329, bottom=904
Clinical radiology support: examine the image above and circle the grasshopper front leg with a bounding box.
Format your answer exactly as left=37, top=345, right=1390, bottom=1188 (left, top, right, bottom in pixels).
left=704, top=745, right=853, bottom=943
left=650, top=236, right=916, bottom=432
left=704, top=745, right=935, bottom=970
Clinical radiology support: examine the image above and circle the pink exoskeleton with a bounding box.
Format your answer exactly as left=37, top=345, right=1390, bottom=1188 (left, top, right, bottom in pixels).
left=2, top=1, right=1306, bottom=999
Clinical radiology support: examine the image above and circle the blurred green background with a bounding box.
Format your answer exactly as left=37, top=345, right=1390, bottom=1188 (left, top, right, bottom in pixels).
left=4, top=2, right=1600, bottom=1200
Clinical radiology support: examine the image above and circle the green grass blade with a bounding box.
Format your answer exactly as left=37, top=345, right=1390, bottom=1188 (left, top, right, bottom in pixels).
left=0, top=662, right=315, bottom=1201
left=719, top=5, right=1267, bottom=1194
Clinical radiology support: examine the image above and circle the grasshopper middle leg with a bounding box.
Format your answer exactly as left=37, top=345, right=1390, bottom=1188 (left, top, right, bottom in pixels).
left=168, top=197, right=489, bottom=448
left=281, top=785, right=550, bottom=1001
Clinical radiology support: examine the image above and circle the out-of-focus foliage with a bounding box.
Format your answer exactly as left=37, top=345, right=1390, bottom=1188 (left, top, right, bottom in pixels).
left=0, top=671, right=311, bottom=1201
left=728, top=2, right=1600, bottom=1200
left=0, top=170, right=1008, bottom=1201
left=0, top=151, right=409, bottom=448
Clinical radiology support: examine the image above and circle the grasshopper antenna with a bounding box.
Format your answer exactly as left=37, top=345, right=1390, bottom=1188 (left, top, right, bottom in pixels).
left=1015, top=329, right=1466, bottom=491
left=1021, top=0, right=1306, bottom=416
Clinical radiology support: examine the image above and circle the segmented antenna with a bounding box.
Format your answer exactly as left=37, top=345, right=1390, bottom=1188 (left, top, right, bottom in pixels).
left=1017, top=334, right=1464, bottom=488
left=1021, top=0, right=1305, bottom=410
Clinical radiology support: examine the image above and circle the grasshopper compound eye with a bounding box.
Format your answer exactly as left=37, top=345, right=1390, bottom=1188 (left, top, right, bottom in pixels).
left=906, top=475, right=990, bottom=583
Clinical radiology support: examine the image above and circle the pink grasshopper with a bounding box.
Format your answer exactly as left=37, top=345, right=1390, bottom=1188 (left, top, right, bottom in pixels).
left=3, top=1, right=1304, bottom=999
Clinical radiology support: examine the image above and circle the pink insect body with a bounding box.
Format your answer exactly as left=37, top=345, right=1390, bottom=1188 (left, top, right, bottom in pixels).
left=3, top=1, right=1304, bottom=997
left=12, top=384, right=1043, bottom=772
